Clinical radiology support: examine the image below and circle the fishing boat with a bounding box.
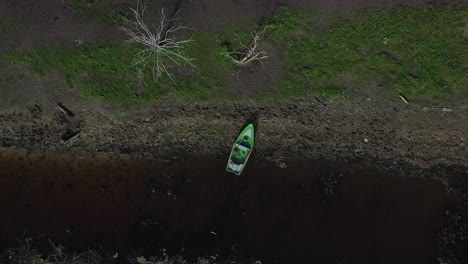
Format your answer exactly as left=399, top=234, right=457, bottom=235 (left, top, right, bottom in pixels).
left=226, top=123, right=255, bottom=175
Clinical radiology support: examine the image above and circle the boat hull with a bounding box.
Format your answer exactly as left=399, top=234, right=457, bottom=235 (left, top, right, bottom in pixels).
left=226, top=123, right=255, bottom=175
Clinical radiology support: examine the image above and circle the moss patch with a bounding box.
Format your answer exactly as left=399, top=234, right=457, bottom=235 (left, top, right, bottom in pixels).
left=269, top=5, right=468, bottom=100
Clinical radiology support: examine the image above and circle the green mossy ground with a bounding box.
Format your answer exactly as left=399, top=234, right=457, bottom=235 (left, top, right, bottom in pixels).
left=1, top=4, right=466, bottom=106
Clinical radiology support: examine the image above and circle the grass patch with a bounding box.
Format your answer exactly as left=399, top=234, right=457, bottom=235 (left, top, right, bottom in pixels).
left=71, top=0, right=105, bottom=9
left=92, top=7, right=128, bottom=26
left=71, top=0, right=130, bottom=26
left=268, top=5, right=468, bottom=99
left=1, top=32, right=233, bottom=107
left=166, top=32, right=235, bottom=101
left=2, top=44, right=142, bottom=105
left=0, top=21, right=9, bottom=35
left=0, top=20, right=18, bottom=36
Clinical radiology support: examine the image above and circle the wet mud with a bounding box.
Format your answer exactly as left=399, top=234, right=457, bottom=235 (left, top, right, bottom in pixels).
left=0, top=148, right=464, bottom=263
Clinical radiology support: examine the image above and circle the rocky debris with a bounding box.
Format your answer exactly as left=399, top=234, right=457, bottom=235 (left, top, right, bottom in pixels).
left=438, top=202, right=468, bottom=264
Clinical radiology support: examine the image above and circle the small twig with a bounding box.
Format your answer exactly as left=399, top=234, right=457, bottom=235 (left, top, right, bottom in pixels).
left=230, top=69, right=241, bottom=79
left=423, top=113, right=434, bottom=124
left=61, top=131, right=81, bottom=145
left=399, top=93, right=409, bottom=104
left=47, top=239, right=56, bottom=250
left=341, top=90, right=348, bottom=100
left=314, top=96, right=326, bottom=107
left=422, top=106, right=453, bottom=112
left=57, top=102, right=75, bottom=117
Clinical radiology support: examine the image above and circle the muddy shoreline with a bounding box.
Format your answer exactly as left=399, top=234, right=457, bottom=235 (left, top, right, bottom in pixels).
left=1, top=95, right=466, bottom=171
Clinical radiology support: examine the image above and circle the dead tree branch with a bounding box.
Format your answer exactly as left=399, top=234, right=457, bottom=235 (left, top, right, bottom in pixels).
left=120, top=1, right=194, bottom=82
left=228, top=27, right=269, bottom=65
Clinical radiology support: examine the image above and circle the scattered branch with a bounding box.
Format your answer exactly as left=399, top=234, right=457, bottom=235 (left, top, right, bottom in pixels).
left=314, top=96, right=326, bottom=107
left=57, top=102, right=75, bottom=117
left=398, top=93, right=409, bottom=104
left=120, top=1, right=194, bottom=82
left=228, top=27, right=269, bottom=65
left=422, top=106, right=453, bottom=112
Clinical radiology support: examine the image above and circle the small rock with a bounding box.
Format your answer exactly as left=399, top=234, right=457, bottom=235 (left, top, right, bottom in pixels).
left=407, top=68, right=419, bottom=79
left=302, top=62, right=313, bottom=69
left=358, top=48, right=369, bottom=57
left=383, top=50, right=403, bottom=64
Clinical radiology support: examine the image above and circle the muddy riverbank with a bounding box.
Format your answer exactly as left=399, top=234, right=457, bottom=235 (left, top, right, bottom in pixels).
left=1, top=96, right=466, bottom=173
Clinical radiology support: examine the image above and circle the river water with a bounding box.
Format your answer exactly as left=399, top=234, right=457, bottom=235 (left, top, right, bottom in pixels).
left=0, top=148, right=460, bottom=263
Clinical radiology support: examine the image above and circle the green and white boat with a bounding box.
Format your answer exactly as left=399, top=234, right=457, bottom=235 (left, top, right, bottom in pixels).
left=226, top=123, right=255, bottom=175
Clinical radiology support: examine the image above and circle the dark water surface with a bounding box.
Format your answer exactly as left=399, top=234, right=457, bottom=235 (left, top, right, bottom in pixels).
left=0, top=148, right=460, bottom=263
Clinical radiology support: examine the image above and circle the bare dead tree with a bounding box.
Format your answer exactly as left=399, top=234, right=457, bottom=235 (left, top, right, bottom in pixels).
left=228, top=27, right=269, bottom=65
left=120, top=1, right=194, bottom=82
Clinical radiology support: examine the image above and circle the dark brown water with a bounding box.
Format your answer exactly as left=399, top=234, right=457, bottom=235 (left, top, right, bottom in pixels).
left=0, top=148, right=461, bottom=263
